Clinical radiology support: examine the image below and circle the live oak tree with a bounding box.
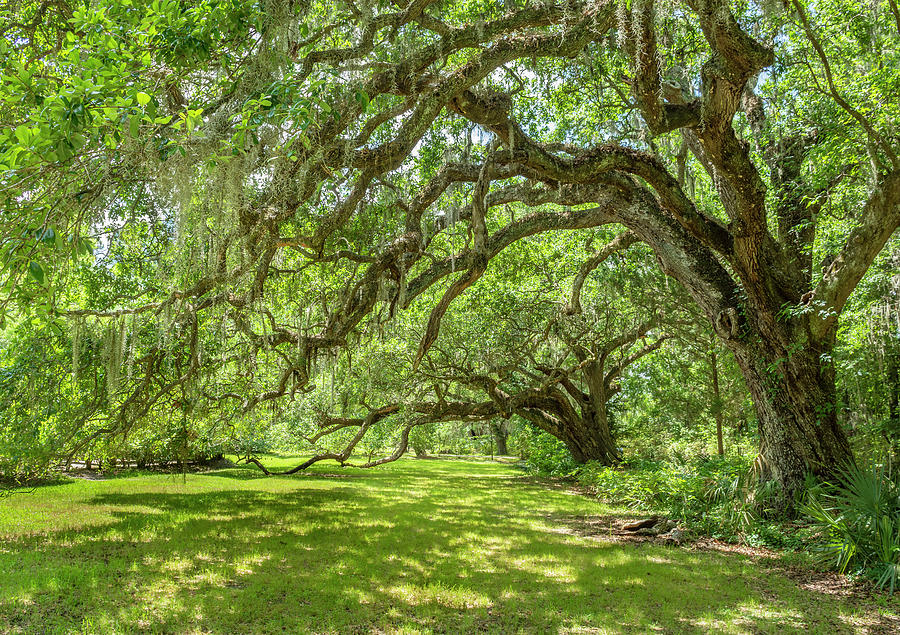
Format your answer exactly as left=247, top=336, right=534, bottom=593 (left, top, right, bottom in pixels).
left=254, top=229, right=673, bottom=470
left=2, top=0, right=899, bottom=504
left=403, top=229, right=675, bottom=465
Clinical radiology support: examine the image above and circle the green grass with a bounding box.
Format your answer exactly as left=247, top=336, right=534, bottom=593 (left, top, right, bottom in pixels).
left=0, top=456, right=897, bottom=634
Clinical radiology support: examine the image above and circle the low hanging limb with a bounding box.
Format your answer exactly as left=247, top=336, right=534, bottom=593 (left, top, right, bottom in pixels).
left=566, top=230, right=639, bottom=315
left=241, top=403, right=401, bottom=474
left=412, top=156, right=495, bottom=371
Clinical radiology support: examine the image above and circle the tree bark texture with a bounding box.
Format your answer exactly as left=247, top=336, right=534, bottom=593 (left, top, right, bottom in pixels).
left=732, top=337, right=852, bottom=500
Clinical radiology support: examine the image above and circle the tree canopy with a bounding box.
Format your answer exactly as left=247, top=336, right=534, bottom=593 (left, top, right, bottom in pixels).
left=1, top=0, right=899, bottom=505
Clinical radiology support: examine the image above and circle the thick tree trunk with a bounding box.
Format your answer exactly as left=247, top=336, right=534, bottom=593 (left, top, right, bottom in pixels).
left=519, top=403, right=620, bottom=466
left=729, top=334, right=853, bottom=508
left=489, top=421, right=509, bottom=456
left=561, top=363, right=622, bottom=465
left=558, top=408, right=620, bottom=466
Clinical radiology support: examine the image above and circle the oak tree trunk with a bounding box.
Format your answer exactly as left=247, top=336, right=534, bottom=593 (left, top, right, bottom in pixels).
left=490, top=421, right=509, bottom=456
left=729, top=332, right=853, bottom=508
left=559, top=407, right=620, bottom=466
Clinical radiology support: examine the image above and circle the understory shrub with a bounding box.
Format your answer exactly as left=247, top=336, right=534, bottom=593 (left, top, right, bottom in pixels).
left=803, top=462, right=900, bottom=593
left=577, top=456, right=796, bottom=543
left=518, top=427, right=578, bottom=477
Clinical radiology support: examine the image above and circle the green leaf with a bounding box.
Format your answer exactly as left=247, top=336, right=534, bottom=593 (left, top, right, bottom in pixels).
left=136, top=92, right=151, bottom=106
left=39, top=228, right=56, bottom=245
left=69, top=133, right=86, bottom=149
left=77, top=237, right=94, bottom=256
left=14, top=125, right=32, bottom=145
left=129, top=114, right=141, bottom=138
left=355, top=90, right=369, bottom=112
left=28, top=261, right=45, bottom=284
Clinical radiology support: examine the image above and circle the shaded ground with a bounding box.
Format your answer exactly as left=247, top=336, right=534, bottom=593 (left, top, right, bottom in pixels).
left=0, top=456, right=897, bottom=634
left=550, top=510, right=899, bottom=624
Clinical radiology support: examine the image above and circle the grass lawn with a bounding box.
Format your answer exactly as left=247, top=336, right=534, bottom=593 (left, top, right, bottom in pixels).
left=1, top=456, right=898, bottom=634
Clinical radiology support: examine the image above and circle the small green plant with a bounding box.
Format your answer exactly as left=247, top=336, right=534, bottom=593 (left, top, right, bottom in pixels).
left=803, top=461, right=900, bottom=594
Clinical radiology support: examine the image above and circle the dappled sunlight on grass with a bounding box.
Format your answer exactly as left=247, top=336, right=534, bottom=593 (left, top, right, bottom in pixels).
left=1, top=457, right=898, bottom=633
left=386, top=582, right=493, bottom=609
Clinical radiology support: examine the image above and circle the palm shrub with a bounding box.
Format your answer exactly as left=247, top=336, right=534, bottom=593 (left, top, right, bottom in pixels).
left=803, top=462, right=900, bottom=593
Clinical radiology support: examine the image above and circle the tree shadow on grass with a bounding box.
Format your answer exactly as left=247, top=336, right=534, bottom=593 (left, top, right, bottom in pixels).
left=1, top=469, right=897, bottom=634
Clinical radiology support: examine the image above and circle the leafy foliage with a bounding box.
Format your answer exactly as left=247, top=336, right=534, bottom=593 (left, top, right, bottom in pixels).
left=518, top=424, right=580, bottom=477
left=804, top=462, right=900, bottom=593
left=576, top=456, right=779, bottom=540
